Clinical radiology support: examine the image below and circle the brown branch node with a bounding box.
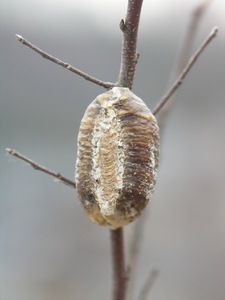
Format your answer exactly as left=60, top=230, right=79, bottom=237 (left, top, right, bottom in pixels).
left=120, top=19, right=127, bottom=32
left=117, top=0, right=143, bottom=89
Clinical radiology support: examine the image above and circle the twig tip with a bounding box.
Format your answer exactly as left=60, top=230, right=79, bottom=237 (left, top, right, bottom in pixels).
left=212, top=26, right=219, bottom=35
left=15, top=34, right=23, bottom=41
left=6, top=148, right=13, bottom=154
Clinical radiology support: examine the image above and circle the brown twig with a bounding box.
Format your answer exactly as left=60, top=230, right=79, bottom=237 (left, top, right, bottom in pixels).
left=9, top=5, right=218, bottom=300
left=127, top=4, right=217, bottom=297
left=158, top=0, right=212, bottom=128
left=10, top=28, right=218, bottom=193
left=6, top=148, right=76, bottom=189
left=126, top=215, right=146, bottom=300
left=15, top=34, right=115, bottom=89
left=152, top=26, right=218, bottom=116
left=111, top=2, right=144, bottom=300
left=117, top=0, right=143, bottom=89
left=110, top=228, right=128, bottom=300
left=137, top=269, right=159, bottom=300
left=177, top=0, right=212, bottom=72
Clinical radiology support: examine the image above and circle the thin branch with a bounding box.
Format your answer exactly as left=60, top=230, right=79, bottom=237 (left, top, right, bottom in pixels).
left=110, top=2, right=144, bottom=300
left=158, top=0, right=212, bottom=128
left=152, top=26, right=218, bottom=116
left=137, top=269, right=159, bottom=300
left=127, top=10, right=217, bottom=298
left=11, top=7, right=218, bottom=300
left=6, top=148, right=76, bottom=189
left=110, top=228, right=128, bottom=300
left=15, top=34, right=115, bottom=89
left=177, top=0, right=212, bottom=72
left=117, top=0, right=143, bottom=89
left=126, top=216, right=146, bottom=300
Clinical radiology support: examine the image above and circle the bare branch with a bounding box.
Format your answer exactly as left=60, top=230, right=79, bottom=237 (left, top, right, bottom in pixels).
left=126, top=215, right=146, bottom=300
left=110, top=228, right=128, bottom=300
left=6, top=148, right=76, bottom=189
left=152, top=26, right=218, bottom=116
left=158, top=0, right=212, bottom=128
left=177, top=0, right=212, bottom=72
left=110, top=2, right=145, bottom=300
left=127, top=11, right=218, bottom=298
left=15, top=34, right=115, bottom=89
left=117, top=0, right=143, bottom=89
left=137, top=269, right=159, bottom=300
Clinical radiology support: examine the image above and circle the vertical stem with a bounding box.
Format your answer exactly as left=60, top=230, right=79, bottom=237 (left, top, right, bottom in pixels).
left=110, top=228, right=127, bottom=300
left=112, top=1, right=144, bottom=299
left=118, top=0, right=143, bottom=89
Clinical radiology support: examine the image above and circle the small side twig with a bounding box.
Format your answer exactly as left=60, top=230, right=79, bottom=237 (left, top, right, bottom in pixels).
left=6, top=148, right=76, bottom=189
left=152, top=26, right=218, bottom=116
left=137, top=269, right=159, bottom=300
left=15, top=34, right=115, bottom=89
left=158, top=0, right=212, bottom=129
left=177, top=0, right=212, bottom=72
left=110, top=228, right=128, bottom=300
left=126, top=18, right=218, bottom=300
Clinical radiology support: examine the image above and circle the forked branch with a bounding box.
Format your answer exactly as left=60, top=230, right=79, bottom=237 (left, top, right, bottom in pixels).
left=127, top=3, right=216, bottom=299
left=8, top=5, right=218, bottom=300
left=7, top=26, right=218, bottom=188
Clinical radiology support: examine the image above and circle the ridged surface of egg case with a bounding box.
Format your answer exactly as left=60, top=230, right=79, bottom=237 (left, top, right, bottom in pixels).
left=76, top=87, right=159, bottom=229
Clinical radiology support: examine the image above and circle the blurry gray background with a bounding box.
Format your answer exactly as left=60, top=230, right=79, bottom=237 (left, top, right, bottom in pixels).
left=1, top=0, right=225, bottom=299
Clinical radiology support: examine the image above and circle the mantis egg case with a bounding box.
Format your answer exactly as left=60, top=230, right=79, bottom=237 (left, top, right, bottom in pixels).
left=75, top=87, right=159, bottom=229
